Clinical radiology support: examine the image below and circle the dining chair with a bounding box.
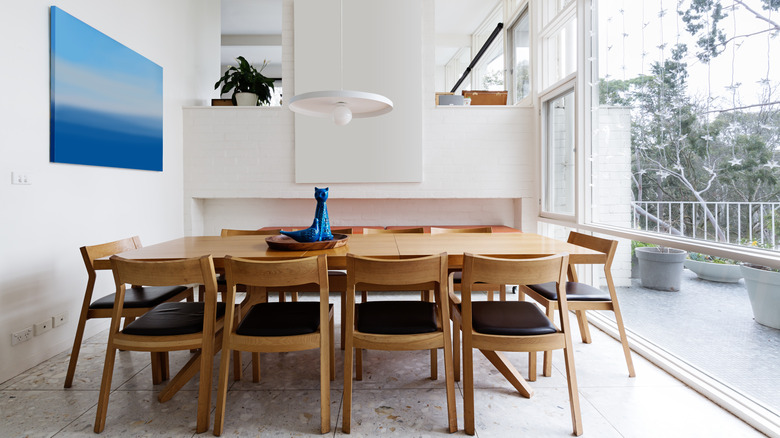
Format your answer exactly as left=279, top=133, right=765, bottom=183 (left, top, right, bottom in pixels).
left=220, top=228, right=281, bottom=237
left=94, top=255, right=225, bottom=433
left=342, top=253, right=457, bottom=434
left=64, top=236, right=194, bottom=389
left=522, top=232, right=635, bottom=378
left=430, top=226, right=506, bottom=301
left=213, top=255, right=333, bottom=435
left=363, top=227, right=426, bottom=234
left=451, top=253, right=582, bottom=436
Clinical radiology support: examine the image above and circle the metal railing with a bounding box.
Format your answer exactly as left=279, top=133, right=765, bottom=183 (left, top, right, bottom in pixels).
left=631, top=201, right=780, bottom=248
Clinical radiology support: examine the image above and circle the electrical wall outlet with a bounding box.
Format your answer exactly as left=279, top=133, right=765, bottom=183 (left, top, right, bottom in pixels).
left=34, top=318, right=53, bottom=336
left=12, top=327, right=33, bottom=345
left=53, top=312, right=67, bottom=327
left=11, top=171, right=32, bottom=185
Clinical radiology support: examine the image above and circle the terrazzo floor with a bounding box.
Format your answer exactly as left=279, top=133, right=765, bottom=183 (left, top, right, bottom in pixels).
left=0, top=291, right=768, bottom=437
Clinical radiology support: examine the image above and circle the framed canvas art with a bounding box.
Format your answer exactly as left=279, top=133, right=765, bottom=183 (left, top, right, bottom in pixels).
left=50, top=7, right=163, bottom=171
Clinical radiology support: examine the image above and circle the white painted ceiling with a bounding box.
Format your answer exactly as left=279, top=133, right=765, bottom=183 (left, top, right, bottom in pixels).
left=220, top=0, right=500, bottom=72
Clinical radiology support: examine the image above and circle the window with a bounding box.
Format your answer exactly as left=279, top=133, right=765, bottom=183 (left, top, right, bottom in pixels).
left=542, top=86, right=576, bottom=217
left=509, top=10, right=531, bottom=104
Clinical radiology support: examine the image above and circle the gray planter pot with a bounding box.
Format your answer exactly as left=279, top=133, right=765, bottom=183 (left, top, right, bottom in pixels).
left=635, top=247, right=686, bottom=291
left=684, top=259, right=743, bottom=283
left=740, top=264, right=780, bottom=330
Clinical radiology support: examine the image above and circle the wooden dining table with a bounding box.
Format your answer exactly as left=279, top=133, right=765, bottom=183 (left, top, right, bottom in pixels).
left=94, top=232, right=603, bottom=402
left=94, top=232, right=604, bottom=270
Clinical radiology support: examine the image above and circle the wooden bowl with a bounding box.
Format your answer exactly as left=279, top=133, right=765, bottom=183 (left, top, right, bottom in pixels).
left=265, top=234, right=349, bottom=251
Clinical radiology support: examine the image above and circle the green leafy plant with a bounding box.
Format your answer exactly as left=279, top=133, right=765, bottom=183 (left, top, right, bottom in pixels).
left=631, top=240, right=656, bottom=256
left=214, top=56, right=275, bottom=106
left=687, top=252, right=738, bottom=265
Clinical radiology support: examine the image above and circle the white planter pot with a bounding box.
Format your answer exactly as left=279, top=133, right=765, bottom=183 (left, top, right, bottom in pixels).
left=740, top=265, right=780, bottom=330
left=234, top=92, right=258, bottom=106
left=635, top=247, right=686, bottom=291
left=684, top=259, right=743, bottom=283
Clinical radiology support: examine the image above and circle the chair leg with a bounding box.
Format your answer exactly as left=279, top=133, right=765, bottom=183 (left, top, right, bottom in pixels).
left=320, top=327, right=331, bottom=433
left=342, top=334, right=354, bottom=433
left=528, top=351, right=537, bottom=382
left=233, top=350, right=242, bottom=381
left=430, top=348, right=438, bottom=380
left=340, top=291, right=346, bottom=350
left=361, top=291, right=368, bottom=302
left=291, top=292, right=299, bottom=302
left=562, top=338, right=583, bottom=436
left=278, top=291, right=286, bottom=302
left=356, top=348, right=363, bottom=381
left=329, top=315, right=336, bottom=381
left=196, top=339, right=215, bottom=434
left=612, top=304, right=636, bottom=377
left=64, top=311, right=89, bottom=388
left=463, top=338, right=476, bottom=436
left=213, top=347, right=233, bottom=436
left=542, top=305, right=555, bottom=377
left=252, top=352, right=261, bottom=382
left=93, top=345, right=118, bottom=433
left=576, top=310, right=592, bottom=343
left=499, top=284, right=507, bottom=301
left=452, top=318, right=461, bottom=382
left=151, top=352, right=163, bottom=385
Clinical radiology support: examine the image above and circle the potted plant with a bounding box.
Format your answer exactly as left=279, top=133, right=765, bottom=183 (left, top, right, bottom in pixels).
left=631, top=241, right=656, bottom=278
left=635, top=245, right=687, bottom=291
left=214, top=56, right=275, bottom=106
left=684, top=252, right=742, bottom=283
left=739, top=240, right=780, bottom=329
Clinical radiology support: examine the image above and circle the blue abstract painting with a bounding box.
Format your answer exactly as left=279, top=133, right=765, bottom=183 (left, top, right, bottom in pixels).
left=50, top=7, right=163, bottom=171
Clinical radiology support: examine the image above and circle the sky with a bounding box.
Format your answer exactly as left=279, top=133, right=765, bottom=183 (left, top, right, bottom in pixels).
left=596, top=0, right=779, bottom=114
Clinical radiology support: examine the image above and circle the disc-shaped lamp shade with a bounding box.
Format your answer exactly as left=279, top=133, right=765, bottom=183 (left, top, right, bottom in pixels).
left=288, top=90, right=393, bottom=125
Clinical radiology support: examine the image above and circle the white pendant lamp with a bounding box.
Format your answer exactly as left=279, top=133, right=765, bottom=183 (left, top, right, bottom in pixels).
left=288, top=0, right=393, bottom=125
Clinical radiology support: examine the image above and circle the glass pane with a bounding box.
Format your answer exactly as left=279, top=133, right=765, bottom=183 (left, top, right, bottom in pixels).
left=542, top=17, right=576, bottom=89
left=512, top=13, right=530, bottom=103
left=545, top=89, right=576, bottom=215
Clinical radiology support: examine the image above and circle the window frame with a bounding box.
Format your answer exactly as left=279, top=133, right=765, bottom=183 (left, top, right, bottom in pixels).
left=539, top=75, right=577, bottom=222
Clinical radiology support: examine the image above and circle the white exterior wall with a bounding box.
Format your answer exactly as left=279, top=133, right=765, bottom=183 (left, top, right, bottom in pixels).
left=0, top=0, right=219, bottom=383
left=594, top=106, right=633, bottom=286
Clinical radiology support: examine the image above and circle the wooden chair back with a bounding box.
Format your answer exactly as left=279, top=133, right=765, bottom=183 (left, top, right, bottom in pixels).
left=220, top=228, right=281, bottom=237
left=363, top=227, right=425, bottom=234
left=430, top=226, right=493, bottom=234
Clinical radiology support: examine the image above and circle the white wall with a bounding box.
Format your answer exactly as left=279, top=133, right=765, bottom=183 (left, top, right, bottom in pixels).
left=0, top=0, right=220, bottom=383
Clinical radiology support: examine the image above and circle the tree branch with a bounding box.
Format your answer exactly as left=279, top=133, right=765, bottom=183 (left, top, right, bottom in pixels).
left=733, top=0, right=780, bottom=31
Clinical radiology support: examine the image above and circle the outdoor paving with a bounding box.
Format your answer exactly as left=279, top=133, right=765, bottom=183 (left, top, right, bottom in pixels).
left=607, top=268, right=780, bottom=414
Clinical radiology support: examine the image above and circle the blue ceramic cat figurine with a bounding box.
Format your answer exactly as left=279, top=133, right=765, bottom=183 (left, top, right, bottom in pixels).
left=280, top=187, right=334, bottom=242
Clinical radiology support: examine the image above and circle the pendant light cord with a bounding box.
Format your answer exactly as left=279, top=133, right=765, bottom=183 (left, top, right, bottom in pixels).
left=340, top=0, right=344, bottom=91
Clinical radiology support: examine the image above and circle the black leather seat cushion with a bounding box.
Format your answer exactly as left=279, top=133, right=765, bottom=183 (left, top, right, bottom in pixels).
left=472, top=301, right=557, bottom=336
left=451, top=271, right=490, bottom=285
left=236, top=302, right=332, bottom=337
left=90, top=285, right=188, bottom=309
left=122, top=302, right=226, bottom=336
left=356, top=301, right=437, bottom=334
left=526, top=282, right=610, bottom=302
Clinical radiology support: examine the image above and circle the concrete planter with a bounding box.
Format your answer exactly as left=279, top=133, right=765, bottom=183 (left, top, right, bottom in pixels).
left=636, top=247, right=686, bottom=291
left=684, top=259, right=743, bottom=283
left=740, top=264, right=780, bottom=330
